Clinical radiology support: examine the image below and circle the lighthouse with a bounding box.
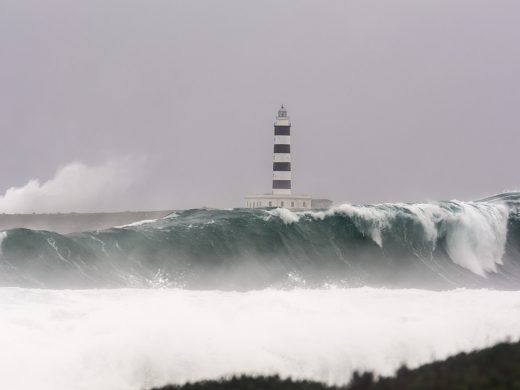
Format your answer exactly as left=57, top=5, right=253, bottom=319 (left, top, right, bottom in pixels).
left=244, top=105, right=330, bottom=210
left=272, top=105, right=292, bottom=195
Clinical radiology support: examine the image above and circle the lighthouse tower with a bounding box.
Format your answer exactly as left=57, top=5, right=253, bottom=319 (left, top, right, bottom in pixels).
left=272, top=105, right=292, bottom=195
left=244, top=105, right=329, bottom=210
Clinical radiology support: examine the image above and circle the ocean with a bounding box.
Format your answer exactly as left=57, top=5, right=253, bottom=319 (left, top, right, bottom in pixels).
left=1, top=192, right=520, bottom=389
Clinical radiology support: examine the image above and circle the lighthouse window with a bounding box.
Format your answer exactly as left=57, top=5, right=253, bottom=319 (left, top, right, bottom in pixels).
left=269, top=201, right=272, bottom=207
left=281, top=201, right=284, bottom=207
left=303, top=202, right=306, bottom=207
left=291, top=202, right=294, bottom=207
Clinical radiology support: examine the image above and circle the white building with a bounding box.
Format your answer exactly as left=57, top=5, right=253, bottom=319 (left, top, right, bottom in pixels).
left=245, top=193, right=312, bottom=209
left=244, top=106, right=314, bottom=210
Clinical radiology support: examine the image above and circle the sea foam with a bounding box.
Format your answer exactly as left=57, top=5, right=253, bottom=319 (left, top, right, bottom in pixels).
left=1, top=287, right=520, bottom=390
left=0, top=231, right=6, bottom=255
left=116, top=219, right=158, bottom=228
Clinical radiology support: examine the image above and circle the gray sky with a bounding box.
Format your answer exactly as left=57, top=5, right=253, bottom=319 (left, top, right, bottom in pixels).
left=1, top=0, right=519, bottom=211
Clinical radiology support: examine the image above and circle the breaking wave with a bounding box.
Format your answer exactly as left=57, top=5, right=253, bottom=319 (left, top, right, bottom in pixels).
left=1, top=192, right=520, bottom=289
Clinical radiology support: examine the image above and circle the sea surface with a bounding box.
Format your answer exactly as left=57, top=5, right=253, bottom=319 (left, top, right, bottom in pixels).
left=1, top=192, right=520, bottom=390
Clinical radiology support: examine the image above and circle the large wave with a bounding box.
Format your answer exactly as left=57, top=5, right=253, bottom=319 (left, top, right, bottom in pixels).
left=1, top=192, right=520, bottom=289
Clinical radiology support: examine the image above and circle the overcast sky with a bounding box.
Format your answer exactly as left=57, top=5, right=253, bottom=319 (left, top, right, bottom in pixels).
left=1, top=0, right=519, bottom=211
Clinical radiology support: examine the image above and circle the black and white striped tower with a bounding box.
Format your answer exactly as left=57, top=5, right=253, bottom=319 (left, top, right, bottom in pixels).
left=272, top=105, right=292, bottom=195
left=244, top=105, right=325, bottom=210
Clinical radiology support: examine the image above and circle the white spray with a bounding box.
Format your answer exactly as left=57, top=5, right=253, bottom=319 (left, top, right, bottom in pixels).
left=269, top=200, right=511, bottom=277
left=1, top=287, right=520, bottom=390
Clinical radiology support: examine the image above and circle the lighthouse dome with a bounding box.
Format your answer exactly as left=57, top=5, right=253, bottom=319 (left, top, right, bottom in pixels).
left=277, top=105, right=288, bottom=118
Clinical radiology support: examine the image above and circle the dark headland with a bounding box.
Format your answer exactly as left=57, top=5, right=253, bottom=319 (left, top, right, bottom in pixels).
left=150, top=340, right=520, bottom=390
left=0, top=210, right=174, bottom=234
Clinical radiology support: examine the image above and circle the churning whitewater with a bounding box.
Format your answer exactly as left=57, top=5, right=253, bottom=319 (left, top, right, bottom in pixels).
left=1, top=287, right=520, bottom=390
left=1, top=192, right=520, bottom=289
